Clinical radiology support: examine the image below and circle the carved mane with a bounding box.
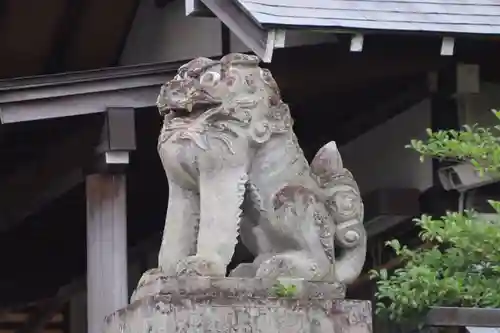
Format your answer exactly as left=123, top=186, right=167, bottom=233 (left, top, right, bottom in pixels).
left=156, top=53, right=293, bottom=146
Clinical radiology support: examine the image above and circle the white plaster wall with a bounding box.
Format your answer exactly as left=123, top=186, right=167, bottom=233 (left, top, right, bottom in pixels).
left=339, top=99, right=433, bottom=195
left=458, top=83, right=500, bottom=127
left=120, top=0, right=339, bottom=64
left=338, top=83, right=500, bottom=195
left=120, top=0, right=222, bottom=65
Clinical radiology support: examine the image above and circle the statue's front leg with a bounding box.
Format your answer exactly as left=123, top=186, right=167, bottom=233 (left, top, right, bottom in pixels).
left=177, top=164, right=248, bottom=277
left=158, top=182, right=200, bottom=276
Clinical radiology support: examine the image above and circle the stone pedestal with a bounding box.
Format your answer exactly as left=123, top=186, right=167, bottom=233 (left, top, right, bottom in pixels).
left=104, top=272, right=372, bottom=333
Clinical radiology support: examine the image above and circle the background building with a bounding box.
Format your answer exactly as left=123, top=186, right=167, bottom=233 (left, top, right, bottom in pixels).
left=0, top=0, right=499, bottom=332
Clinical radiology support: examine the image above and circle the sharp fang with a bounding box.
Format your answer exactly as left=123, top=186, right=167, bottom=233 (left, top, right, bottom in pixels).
left=186, top=102, right=193, bottom=113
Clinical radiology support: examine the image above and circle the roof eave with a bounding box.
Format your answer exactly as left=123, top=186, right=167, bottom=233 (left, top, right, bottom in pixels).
left=0, top=61, right=178, bottom=124
left=187, top=0, right=282, bottom=62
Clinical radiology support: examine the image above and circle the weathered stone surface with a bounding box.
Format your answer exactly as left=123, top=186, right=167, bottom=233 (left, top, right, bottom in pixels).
left=107, top=54, right=372, bottom=333
left=154, top=53, right=367, bottom=284
left=105, top=277, right=372, bottom=333
left=131, top=273, right=346, bottom=303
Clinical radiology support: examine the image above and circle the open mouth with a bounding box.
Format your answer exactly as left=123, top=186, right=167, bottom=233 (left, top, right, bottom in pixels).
left=159, top=101, right=222, bottom=117
left=157, top=85, right=222, bottom=116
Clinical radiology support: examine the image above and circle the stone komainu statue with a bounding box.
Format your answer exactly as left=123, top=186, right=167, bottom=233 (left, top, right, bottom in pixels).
left=154, top=53, right=366, bottom=283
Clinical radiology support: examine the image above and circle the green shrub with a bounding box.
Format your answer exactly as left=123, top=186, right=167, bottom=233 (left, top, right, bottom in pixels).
left=371, top=110, right=500, bottom=325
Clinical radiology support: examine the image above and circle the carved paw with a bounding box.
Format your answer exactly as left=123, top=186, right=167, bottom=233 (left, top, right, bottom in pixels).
left=131, top=268, right=166, bottom=303
left=256, top=252, right=326, bottom=281
left=229, top=263, right=258, bottom=278
left=176, top=255, right=226, bottom=277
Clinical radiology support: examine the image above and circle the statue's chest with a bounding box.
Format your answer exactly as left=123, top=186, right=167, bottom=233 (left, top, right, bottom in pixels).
left=158, top=135, right=204, bottom=189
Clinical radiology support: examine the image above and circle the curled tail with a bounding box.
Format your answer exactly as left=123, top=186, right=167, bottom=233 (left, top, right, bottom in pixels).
left=311, top=141, right=367, bottom=284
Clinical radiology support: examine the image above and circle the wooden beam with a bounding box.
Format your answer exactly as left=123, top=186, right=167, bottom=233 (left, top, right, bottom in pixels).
left=186, top=0, right=213, bottom=17
left=86, top=174, right=128, bottom=333
left=0, top=62, right=178, bottom=103
left=0, top=62, right=176, bottom=123
left=199, top=0, right=277, bottom=62
left=426, top=307, right=500, bottom=328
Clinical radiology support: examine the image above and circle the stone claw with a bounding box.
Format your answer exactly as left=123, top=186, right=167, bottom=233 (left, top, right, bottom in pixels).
left=176, top=255, right=226, bottom=277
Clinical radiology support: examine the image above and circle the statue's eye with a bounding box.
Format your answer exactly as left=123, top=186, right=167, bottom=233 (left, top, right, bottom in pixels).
left=199, top=71, right=220, bottom=86
left=186, top=68, right=202, bottom=79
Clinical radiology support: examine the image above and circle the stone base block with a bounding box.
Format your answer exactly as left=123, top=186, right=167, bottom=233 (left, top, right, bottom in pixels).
left=104, top=275, right=372, bottom=333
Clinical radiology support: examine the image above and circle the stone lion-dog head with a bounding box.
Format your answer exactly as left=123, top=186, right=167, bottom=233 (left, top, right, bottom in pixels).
left=157, top=53, right=293, bottom=145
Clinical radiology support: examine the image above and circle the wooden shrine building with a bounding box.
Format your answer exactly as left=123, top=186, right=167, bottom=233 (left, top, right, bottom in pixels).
left=1, top=1, right=500, bottom=333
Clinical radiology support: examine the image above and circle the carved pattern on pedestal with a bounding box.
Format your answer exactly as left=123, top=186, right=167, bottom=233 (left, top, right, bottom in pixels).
left=107, top=277, right=371, bottom=333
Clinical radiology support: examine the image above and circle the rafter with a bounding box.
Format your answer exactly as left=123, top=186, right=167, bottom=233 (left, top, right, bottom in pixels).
left=198, top=0, right=279, bottom=62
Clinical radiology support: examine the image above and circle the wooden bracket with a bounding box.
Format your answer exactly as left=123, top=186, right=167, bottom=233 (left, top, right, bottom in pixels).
left=350, top=34, right=364, bottom=52
left=440, top=36, right=455, bottom=56
left=92, top=107, right=136, bottom=174
left=274, top=30, right=286, bottom=49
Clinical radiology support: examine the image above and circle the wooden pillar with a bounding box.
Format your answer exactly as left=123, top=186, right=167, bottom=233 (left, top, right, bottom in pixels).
left=430, top=63, right=479, bottom=183
left=429, top=66, right=460, bottom=184
left=86, top=174, right=128, bottom=333
left=86, top=108, right=136, bottom=333
left=425, top=64, right=480, bottom=215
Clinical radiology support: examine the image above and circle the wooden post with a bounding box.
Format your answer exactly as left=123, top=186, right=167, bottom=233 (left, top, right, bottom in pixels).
left=430, top=63, right=479, bottom=184
left=86, top=107, right=136, bottom=333
left=86, top=174, right=128, bottom=333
